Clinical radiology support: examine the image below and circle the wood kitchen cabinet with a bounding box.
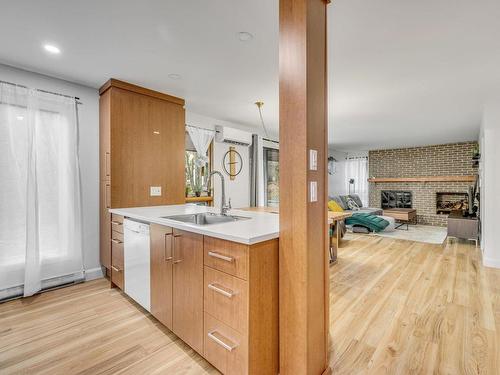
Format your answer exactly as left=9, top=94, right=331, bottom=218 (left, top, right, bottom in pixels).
left=99, top=79, right=185, bottom=277
left=149, top=222, right=279, bottom=374
left=150, top=224, right=174, bottom=329
left=172, top=229, right=204, bottom=354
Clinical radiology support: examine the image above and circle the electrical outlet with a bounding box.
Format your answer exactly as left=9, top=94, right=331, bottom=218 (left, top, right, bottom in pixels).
left=150, top=186, right=162, bottom=196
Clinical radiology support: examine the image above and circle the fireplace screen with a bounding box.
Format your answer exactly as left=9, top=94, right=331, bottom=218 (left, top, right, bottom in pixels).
left=436, top=192, right=468, bottom=214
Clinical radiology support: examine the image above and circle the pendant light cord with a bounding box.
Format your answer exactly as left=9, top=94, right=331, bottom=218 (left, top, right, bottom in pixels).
left=255, top=101, right=269, bottom=138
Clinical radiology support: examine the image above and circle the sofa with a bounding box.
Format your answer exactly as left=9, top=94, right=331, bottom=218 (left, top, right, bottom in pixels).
left=329, top=194, right=383, bottom=216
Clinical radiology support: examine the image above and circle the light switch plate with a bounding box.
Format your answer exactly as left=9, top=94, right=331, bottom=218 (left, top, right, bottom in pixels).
left=150, top=186, right=162, bottom=196
left=309, top=149, right=318, bottom=171
left=310, top=181, right=317, bottom=202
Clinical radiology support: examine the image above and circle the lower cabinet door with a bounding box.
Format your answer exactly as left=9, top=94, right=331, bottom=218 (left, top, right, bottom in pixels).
left=172, top=229, right=204, bottom=354
left=204, top=313, right=247, bottom=375
left=150, top=224, right=173, bottom=329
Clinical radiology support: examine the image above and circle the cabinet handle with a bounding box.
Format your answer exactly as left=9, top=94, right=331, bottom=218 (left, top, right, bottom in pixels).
left=111, top=238, right=122, bottom=244
left=164, top=233, right=173, bottom=261
left=173, top=233, right=183, bottom=264
left=105, top=152, right=111, bottom=177
left=208, top=283, right=234, bottom=298
left=111, top=266, right=121, bottom=272
left=207, top=251, right=234, bottom=263
left=207, top=331, right=237, bottom=352
left=111, top=221, right=122, bottom=226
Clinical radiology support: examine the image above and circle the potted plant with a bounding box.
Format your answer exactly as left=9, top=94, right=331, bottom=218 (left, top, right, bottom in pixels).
left=192, top=179, right=203, bottom=197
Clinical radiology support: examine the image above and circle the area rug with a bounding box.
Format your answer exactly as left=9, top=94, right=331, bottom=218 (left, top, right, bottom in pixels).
left=374, top=224, right=447, bottom=244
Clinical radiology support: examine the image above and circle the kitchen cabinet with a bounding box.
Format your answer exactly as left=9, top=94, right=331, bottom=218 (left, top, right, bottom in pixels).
left=150, top=223, right=173, bottom=329
left=110, top=214, right=124, bottom=289
left=172, top=229, right=204, bottom=354
left=120, top=216, right=279, bottom=374
left=99, top=79, right=185, bottom=278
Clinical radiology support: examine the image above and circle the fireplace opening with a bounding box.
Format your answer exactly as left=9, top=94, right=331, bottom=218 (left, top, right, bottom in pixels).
left=381, top=190, right=412, bottom=209
left=436, top=192, right=468, bottom=214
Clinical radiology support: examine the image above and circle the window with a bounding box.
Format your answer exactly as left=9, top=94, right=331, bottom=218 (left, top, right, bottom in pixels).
left=263, top=147, right=279, bottom=207
left=185, top=132, right=212, bottom=197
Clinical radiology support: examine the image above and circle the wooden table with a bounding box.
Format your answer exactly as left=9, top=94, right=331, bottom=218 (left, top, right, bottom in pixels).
left=239, top=207, right=349, bottom=264
left=383, top=208, right=417, bottom=230
left=328, top=211, right=352, bottom=264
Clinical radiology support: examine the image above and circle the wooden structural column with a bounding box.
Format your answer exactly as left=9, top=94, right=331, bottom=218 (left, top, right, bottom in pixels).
left=279, top=0, right=330, bottom=374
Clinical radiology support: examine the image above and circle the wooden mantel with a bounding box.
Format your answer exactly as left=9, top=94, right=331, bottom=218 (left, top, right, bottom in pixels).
left=368, top=175, right=476, bottom=183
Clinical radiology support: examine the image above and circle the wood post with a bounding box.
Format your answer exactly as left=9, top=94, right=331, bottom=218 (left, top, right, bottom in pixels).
left=279, top=0, right=330, bottom=374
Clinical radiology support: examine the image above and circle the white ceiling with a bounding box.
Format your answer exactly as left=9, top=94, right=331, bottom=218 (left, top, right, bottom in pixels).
left=1, top=0, right=499, bottom=150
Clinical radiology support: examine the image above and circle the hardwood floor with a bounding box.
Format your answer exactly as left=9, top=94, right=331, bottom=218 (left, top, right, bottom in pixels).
left=1, top=234, right=498, bottom=374
left=329, top=234, right=500, bottom=374
left=0, top=280, right=218, bottom=375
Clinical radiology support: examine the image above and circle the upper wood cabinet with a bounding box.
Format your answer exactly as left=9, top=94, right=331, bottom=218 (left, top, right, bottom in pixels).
left=99, top=79, right=185, bottom=270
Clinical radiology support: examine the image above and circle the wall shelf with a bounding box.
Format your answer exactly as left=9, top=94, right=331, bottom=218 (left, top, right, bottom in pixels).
left=368, top=176, right=476, bottom=183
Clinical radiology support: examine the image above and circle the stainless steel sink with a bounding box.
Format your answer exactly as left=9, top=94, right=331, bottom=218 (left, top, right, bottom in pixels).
left=161, top=213, right=250, bottom=225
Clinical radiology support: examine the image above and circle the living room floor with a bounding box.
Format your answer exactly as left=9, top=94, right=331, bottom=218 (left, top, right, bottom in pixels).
left=330, top=234, right=499, bottom=374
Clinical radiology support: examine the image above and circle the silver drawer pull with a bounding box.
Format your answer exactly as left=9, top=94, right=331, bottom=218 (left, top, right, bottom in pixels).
left=208, top=251, right=234, bottom=263
left=111, top=239, right=122, bottom=244
left=208, top=283, right=234, bottom=298
left=111, top=266, right=121, bottom=272
left=111, top=221, right=123, bottom=225
left=207, top=331, right=237, bottom=352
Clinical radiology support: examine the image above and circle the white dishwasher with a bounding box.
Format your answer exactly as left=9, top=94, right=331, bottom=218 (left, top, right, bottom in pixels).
left=124, top=219, right=151, bottom=312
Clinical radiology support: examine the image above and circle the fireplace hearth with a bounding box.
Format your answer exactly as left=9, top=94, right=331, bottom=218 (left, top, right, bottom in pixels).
left=436, top=192, right=468, bottom=214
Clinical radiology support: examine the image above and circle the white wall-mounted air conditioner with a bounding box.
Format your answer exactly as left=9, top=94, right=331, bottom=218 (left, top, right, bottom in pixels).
left=215, top=125, right=252, bottom=146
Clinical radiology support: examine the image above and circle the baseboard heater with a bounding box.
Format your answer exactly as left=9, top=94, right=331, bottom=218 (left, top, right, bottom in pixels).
left=0, top=271, right=85, bottom=303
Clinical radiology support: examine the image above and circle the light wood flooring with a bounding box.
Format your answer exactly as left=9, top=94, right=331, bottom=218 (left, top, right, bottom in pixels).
left=330, top=234, right=499, bottom=374
left=0, top=235, right=498, bottom=374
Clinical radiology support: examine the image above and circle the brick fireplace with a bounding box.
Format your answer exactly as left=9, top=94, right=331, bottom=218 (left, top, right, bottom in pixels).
left=369, top=142, right=478, bottom=226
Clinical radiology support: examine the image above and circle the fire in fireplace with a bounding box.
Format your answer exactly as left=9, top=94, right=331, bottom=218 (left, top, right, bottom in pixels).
left=436, top=192, right=468, bottom=214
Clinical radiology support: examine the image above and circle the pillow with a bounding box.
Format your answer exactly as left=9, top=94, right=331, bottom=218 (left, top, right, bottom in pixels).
left=345, top=197, right=360, bottom=211
left=331, top=196, right=348, bottom=210
left=339, top=195, right=351, bottom=210
left=328, top=200, right=344, bottom=212
left=349, top=194, right=363, bottom=208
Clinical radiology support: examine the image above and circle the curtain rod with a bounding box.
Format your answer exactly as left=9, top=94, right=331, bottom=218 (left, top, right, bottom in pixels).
left=0, top=79, right=82, bottom=104
left=185, top=124, right=216, bottom=133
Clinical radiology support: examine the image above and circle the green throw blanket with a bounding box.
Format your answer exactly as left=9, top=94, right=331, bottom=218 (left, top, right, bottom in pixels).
left=345, top=213, right=389, bottom=233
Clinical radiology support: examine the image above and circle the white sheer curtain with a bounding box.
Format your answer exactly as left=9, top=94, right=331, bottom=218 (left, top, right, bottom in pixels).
left=186, top=125, right=215, bottom=166
left=345, top=157, right=369, bottom=206
left=0, top=82, right=83, bottom=299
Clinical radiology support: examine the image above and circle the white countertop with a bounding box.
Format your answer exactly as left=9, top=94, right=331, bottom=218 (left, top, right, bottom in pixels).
left=109, top=204, right=279, bottom=245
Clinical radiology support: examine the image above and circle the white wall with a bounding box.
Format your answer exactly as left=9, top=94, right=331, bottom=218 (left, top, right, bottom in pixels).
left=480, top=99, right=500, bottom=269
left=328, top=149, right=368, bottom=198
left=186, top=111, right=252, bottom=209
left=0, top=64, right=101, bottom=278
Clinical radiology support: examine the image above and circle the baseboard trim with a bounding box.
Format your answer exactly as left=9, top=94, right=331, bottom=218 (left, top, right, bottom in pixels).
left=85, top=267, right=104, bottom=281
left=483, top=257, right=500, bottom=269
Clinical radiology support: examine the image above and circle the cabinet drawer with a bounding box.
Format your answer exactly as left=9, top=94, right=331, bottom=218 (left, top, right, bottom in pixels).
left=111, top=214, right=124, bottom=234
left=111, top=266, right=124, bottom=290
left=204, top=267, right=248, bottom=333
left=204, top=237, right=248, bottom=280
left=112, top=230, right=123, bottom=243
left=112, top=240, right=124, bottom=269
left=204, top=313, right=247, bottom=375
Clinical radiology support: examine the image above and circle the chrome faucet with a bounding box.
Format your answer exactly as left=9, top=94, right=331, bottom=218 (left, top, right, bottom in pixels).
left=205, top=171, right=231, bottom=215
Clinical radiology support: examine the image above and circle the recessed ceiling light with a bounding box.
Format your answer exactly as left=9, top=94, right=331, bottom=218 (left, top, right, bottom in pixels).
left=168, top=73, right=181, bottom=80
left=43, top=44, right=61, bottom=54
left=237, top=32, right=254, bottom=42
